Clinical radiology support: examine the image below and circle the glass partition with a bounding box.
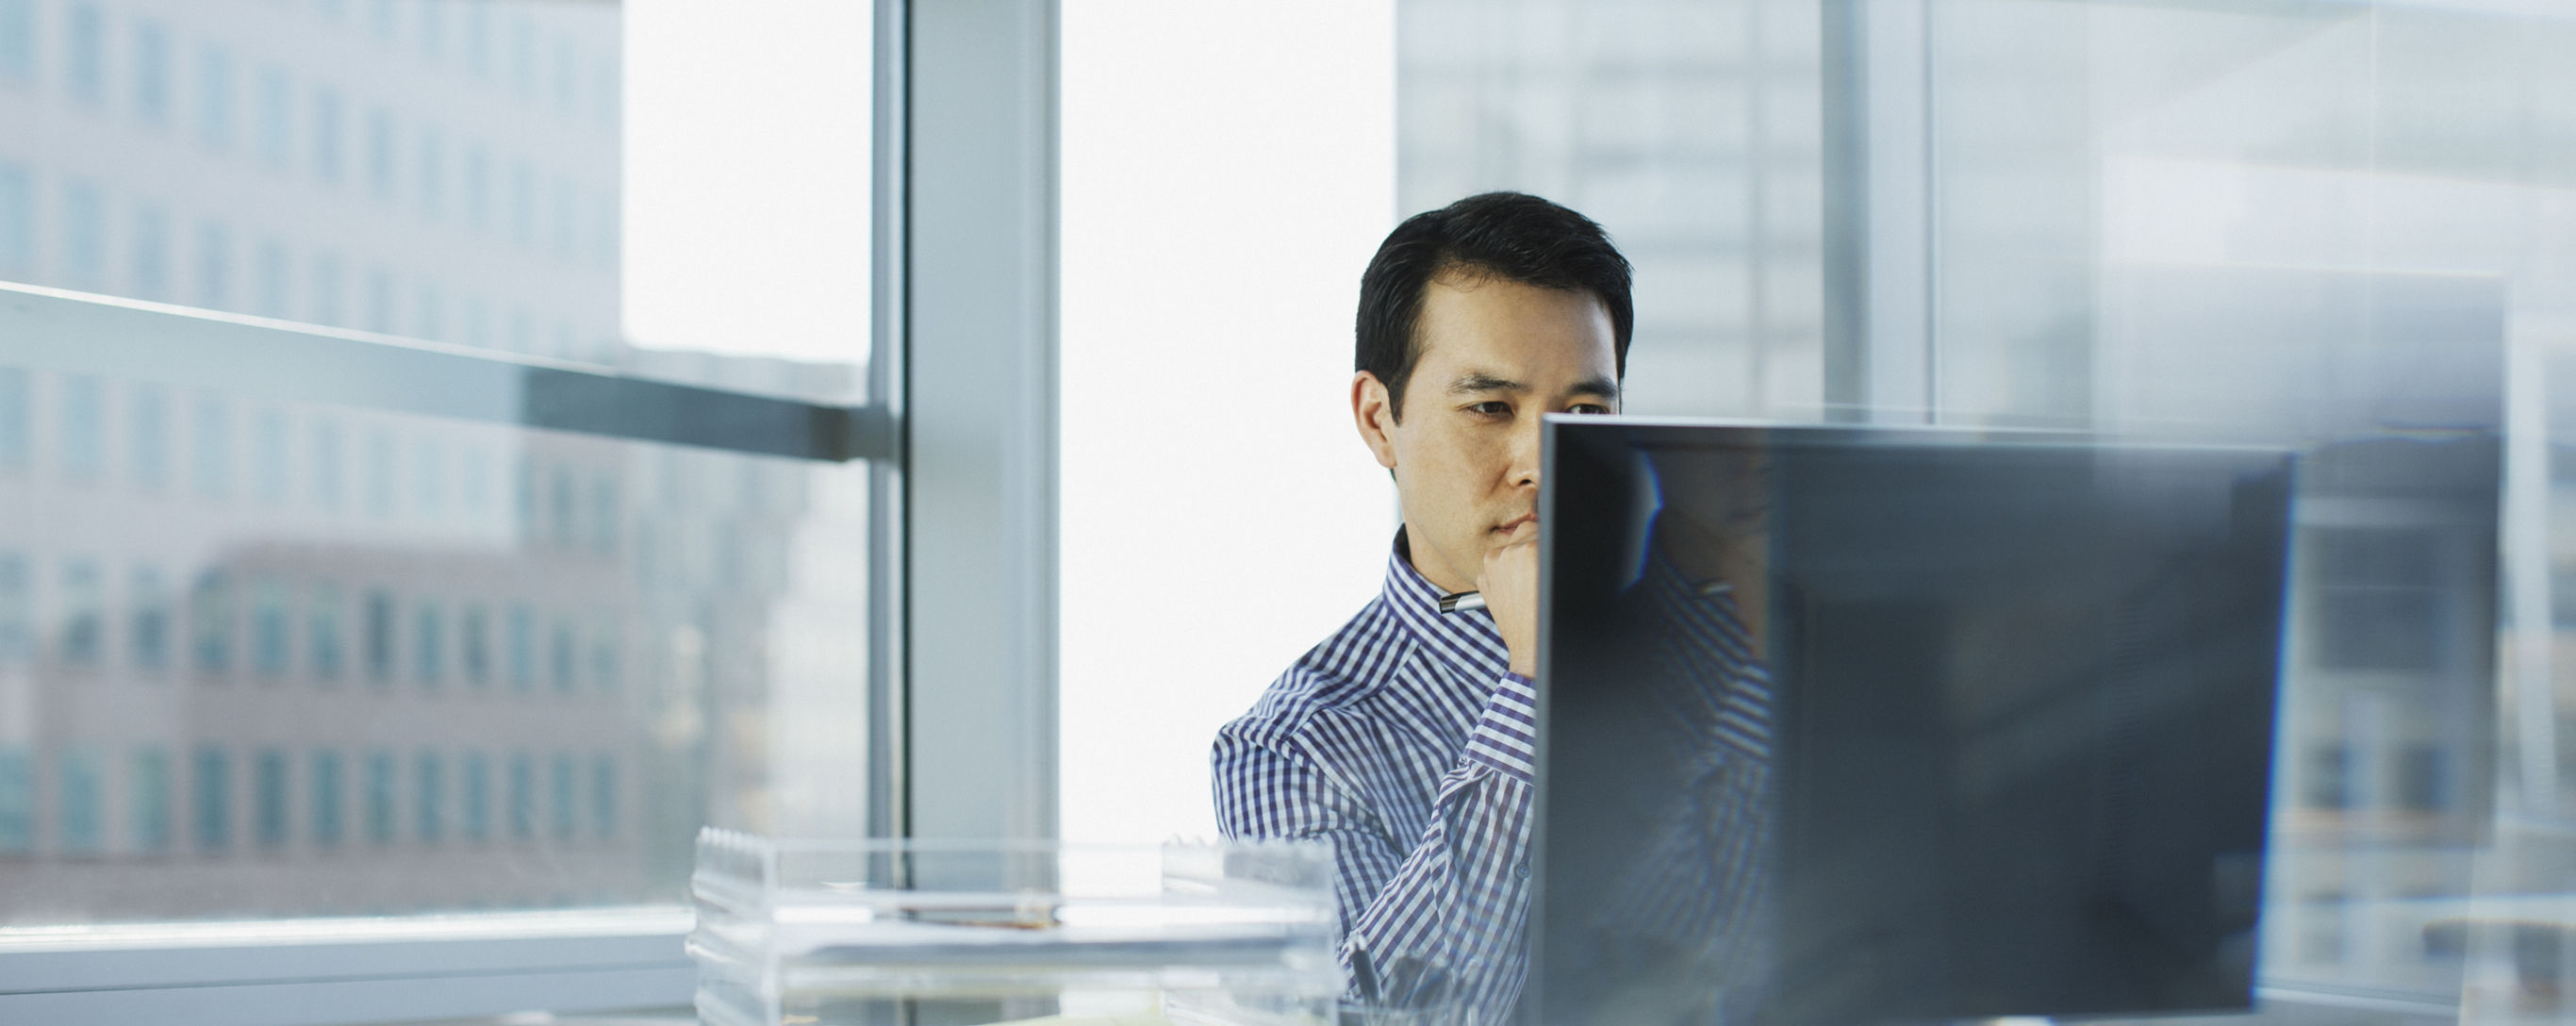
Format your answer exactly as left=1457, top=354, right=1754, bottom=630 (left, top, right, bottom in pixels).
left=1400, top=0, right=2568, bottom=1018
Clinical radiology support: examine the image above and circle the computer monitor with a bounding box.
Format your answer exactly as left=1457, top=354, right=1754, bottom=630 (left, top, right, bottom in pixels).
left=1528, top=420, right=2293, bottom=1025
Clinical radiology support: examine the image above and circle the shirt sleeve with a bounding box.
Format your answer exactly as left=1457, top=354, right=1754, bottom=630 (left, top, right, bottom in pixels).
left=1214, top=672, right=1541, bottom=1022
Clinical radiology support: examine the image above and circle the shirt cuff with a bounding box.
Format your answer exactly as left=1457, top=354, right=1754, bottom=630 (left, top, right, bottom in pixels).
left=1461, top=672, right=1541, bottom=784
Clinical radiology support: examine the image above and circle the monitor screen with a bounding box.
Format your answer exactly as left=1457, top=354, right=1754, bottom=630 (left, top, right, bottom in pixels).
left=1529, top=421, right=2293, bottom=1025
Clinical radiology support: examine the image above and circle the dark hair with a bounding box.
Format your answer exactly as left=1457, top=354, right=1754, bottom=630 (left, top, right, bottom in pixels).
left=1355, top=191, right=1633, bottom=421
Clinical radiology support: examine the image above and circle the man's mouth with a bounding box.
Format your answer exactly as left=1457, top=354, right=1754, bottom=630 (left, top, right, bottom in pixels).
left=1494, top=514, right=1538, bottom=535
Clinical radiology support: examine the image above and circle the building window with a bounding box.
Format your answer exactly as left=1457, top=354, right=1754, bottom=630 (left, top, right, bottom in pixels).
left=128, top=747, right=169, bottom=852
left=308, top=582, right=344, bottom=684
left=0, top=161, right=28, bottom=275
left=461, top=604, right=490, bottom=687
left=417, top=0, right=444, bottom=62
left=461, top=442, right=490, bottom=517
left=63, top=2, right=101, bottom=106
left=310, top=86, right=343, bottom=185
left=591, top=475, right=619, bottom=554
left=254, top=65, right=289, bottom=172
left=364, top=106, right=395, bottom=203
left=362, top=588, right=395, bottom=686
left=551, top=175, right=574, bottom=260
left=254, top=749, right=289, bottom=848
left=506, top=752, right=533, bottom=840
left=417, top=125, right=445, bottom=221
left=550, top=753, right=575, bottom=840
left=59, top=557, right=102, bottom=668
left=61, top=179, right=104, bottom=288
left=590, top=192, right=617, bottom=273
left=413, top=282, right=443, bottom=343
left=590, top=753, right=614, bottom=839
left=130, top=20, right=167, bottom=126
left=190, top=570, right=232, bottom=676
left=362, top=265, right=394, bottom=334
left=309, top=416, right=344, bottom=510
left=550, top=465, right=574, bottom=548
left=2310, top=527, right=2443, bottom=673
left=0, top=367, right=24, bottom=473
left=514, top=454, right=536, bottom=533
left=128, top=200, right=169, bottom=300
left=508, top=158, right=533, bottom=249
left=461, top=751, right=489, bottom=842
left=550, top=617, right=575, bottom=693
left=61, top=747, right=103, bottom=854
left=190, top=746, right=228, bottom=852
left=252, top=407, right=289, bottom=505
left=190, top=394, right=230, bottom=499
left=413, top=601, right=443, bottom=687
left=0, top=747, right=31, bottom=853
left=364, top=426, right=395, bottom=517
left=2304, top=743, right=2352, bottom=811
left=463, top=141, right=489, bottom=232
left=128, top=565, right=167, bottom=671
left=309, top=750, right=343, bottom=847
left=128, top=381, right=168, bottom=489
left=552, top=35, right=574, bottom=116
left=508, top=13, right=534, bottom=100
left=254, top=238, right=289, bottom=319
left=0, top=551, right=26, bottom=663
left=309, top=250, right=344, bottom=326
left=590, top=618, right=619, bottom=693
left=414, top=751, right=443, bottom=842
left=414, top=436, right=444, bottom=518
left=192, top=220, right=230, bottom=311
left=363, top=750, right=394, bottom=844
left=0, top=0, right=32, bottom=87
left=252, top=578, right=290, bottom=677
left=58, top=372, right=102, bottom=481
left=464, top=0, right=487, bottom=75
left=2398, top=745, right=2450, bottom=812
left=193, top=41, right=231, bottom=151
left=507, top=604, right=534, bottom=692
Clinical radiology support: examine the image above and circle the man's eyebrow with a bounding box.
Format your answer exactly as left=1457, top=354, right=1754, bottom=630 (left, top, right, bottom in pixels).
left=1568, top=375, right=1621, bottom=401
left=1445, top=372, right=1526, bottom=395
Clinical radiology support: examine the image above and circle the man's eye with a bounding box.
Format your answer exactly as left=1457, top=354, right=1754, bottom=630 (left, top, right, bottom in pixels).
left=1467, top=401, right=1511, bottom=416
left=1567, top=404, right=1611, bottom=416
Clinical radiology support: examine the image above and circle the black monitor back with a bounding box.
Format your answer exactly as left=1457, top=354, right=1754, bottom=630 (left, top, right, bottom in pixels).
left=1530, top=421, right=2293, bottom=1025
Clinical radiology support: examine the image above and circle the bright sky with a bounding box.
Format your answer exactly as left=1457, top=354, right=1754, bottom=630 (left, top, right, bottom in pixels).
left=619, top=1, right=874, bottom=366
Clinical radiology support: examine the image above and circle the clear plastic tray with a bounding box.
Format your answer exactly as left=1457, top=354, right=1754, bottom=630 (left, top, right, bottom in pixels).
left=688, top=830, right=1342, bottom=1026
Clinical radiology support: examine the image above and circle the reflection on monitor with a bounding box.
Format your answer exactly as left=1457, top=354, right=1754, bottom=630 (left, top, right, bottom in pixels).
left=1530, top=421, right=2294, bottom=1025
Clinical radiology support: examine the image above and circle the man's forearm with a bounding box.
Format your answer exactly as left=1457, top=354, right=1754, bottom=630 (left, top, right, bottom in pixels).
left=1341, top=673, right=1541, bottom=1018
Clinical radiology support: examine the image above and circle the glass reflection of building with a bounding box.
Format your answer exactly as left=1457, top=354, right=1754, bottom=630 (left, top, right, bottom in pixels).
left=0, top=1, right=844, bottom=919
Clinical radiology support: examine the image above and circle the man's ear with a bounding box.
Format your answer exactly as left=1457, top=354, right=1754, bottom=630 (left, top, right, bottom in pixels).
left=1351, top=372, right=1400, bottom=472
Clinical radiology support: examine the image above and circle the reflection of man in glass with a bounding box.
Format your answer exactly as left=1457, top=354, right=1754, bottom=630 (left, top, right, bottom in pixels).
left=1212, top=192, right=1627, bottom=1021
left=1540, top=445, right=1775, bottom=1024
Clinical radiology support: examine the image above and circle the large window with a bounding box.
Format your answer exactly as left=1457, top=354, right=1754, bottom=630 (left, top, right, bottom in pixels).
left=0, top=0, right=886, bottom=1021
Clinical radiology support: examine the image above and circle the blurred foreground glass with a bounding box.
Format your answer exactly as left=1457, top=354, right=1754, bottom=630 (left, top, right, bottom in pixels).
left=1404, top=0, right=2568, bottom=1019
left=0, top=0, right=874, bottom=924
left=687, top=832, right=1340, bottom=1026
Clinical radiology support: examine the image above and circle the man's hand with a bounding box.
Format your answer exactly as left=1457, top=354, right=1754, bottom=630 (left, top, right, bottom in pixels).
left=1478, top=519, right=1541, bottom=678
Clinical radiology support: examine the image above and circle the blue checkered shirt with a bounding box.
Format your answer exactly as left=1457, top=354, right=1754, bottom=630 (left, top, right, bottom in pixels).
left=1213, top=534, right=1540, bottom=1021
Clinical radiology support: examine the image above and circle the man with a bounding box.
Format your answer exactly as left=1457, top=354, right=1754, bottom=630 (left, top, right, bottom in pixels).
left=1211, top=191, right=1629, bottom=1021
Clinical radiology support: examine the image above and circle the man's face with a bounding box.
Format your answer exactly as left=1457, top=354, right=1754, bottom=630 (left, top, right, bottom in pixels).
left=1352, top=273, right=1621, bottom=594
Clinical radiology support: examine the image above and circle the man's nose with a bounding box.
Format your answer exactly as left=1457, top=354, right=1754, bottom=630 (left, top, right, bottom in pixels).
left=1509, top=414, right=1544, bottom=489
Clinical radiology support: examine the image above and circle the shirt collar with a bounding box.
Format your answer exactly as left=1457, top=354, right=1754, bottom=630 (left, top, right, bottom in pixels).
left=1384, top=527, right=1512, bottom=684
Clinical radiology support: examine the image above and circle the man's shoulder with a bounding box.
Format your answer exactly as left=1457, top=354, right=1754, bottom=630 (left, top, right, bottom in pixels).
left=1219, top=595, right=1415, bottom=747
